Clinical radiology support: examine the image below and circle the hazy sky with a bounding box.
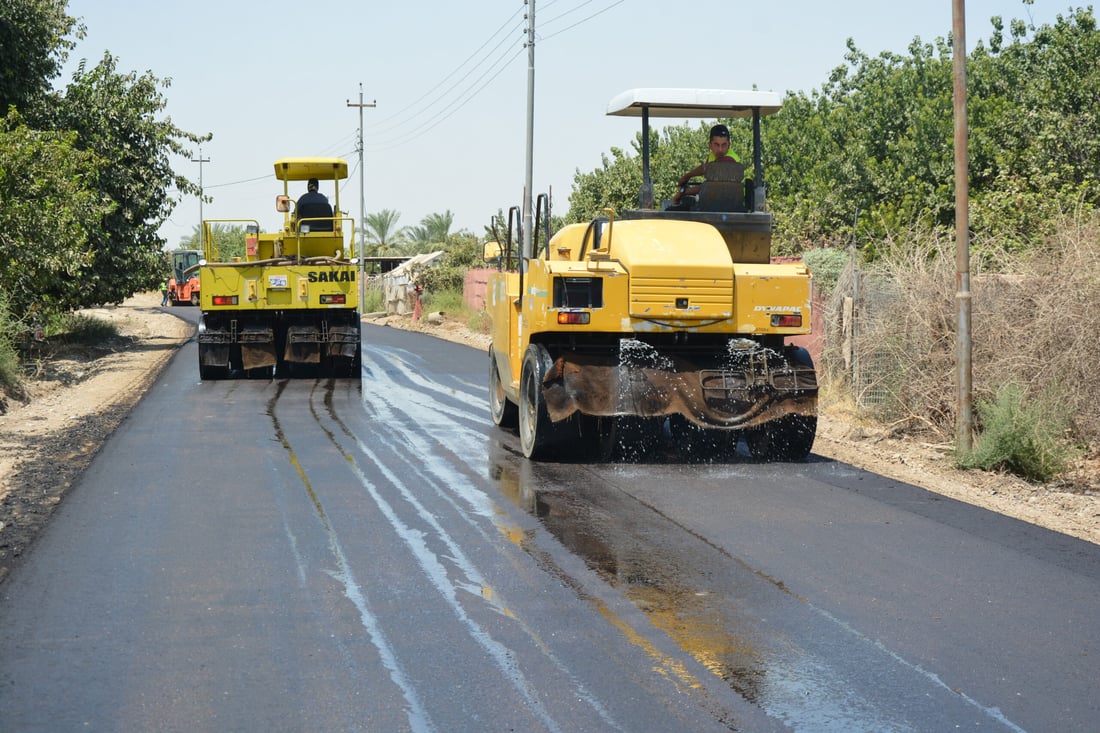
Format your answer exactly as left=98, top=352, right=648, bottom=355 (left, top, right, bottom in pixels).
left=61, top=0, right=1062, bottom=246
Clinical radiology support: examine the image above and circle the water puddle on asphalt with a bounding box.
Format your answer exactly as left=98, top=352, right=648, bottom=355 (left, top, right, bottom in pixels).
left=487, top=441, right=927, bottom=732
left=488, top=441, right=768, bottom=704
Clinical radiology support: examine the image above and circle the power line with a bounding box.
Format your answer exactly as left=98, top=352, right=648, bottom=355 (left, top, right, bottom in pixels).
left=365, top=45, right=524, bottom=153
left=189, top=2, right=626, bottom=187
left=540, top=0, right=625, bottom=40
left=359, top=1, right=625, bottom=153
left=203, top=173, right=269, bottom=190
left=368, top=7, right=526, bottom=134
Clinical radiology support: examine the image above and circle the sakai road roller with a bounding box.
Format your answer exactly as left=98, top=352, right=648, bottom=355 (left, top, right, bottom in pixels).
left=487, top=89, right=817, bottom=460
left=196, top=157, right=361, bottom=379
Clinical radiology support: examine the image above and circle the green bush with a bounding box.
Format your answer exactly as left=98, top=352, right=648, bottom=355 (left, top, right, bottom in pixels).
left=0, top=342, right=18, bottom=390
left=421, top=287, right=466, bottom=314
left=958, top=382, right=1074, bottom=482
left=803, top=247, right=850, bottom=299
left=361, top=285, right=384, bottom=314
left=420, top=287, right=489, bottom=333
left=0, top=313, right=21, bottom=392
left=51, top=312, right=120, bottom=342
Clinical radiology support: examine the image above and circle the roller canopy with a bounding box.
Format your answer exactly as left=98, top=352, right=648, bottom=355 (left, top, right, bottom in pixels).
left=606, top=88, right=782, bottom=119
left=273, top=157, right=349, bottom=181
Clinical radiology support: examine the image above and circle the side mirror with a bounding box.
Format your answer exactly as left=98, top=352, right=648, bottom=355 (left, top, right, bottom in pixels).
left=483, top=242, right=502, bottom=262
left=275, top=195, right=291, bottom=213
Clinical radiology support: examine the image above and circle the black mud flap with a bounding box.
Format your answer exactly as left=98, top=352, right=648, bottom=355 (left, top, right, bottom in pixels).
left=325, top=325, right=360, bottom=359
left=198, top=343, right=230, bottom=368
left=284, top=326, right=322, bottom=364
left=239, top=326, right=276, bottom=370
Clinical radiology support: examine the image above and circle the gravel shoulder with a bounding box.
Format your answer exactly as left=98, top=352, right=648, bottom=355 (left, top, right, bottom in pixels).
left=0, top=296, right=1095, bottom=581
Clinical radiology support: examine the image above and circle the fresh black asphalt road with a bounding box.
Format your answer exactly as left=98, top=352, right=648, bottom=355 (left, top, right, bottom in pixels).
left=0, top=316, right=1097, bottom=732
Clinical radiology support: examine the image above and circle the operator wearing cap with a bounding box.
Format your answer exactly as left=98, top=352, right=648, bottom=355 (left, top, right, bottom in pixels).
left=672, top=124, right=742, bottom=205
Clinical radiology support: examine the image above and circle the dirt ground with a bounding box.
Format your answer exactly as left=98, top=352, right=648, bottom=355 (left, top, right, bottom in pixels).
left=1, top=294, right=1096, bottom=581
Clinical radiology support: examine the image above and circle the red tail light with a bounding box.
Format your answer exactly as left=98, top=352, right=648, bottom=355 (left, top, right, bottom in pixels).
left=212, top=295, right=238, bottom=306
left=557, top=310, right=591, bottom=325
left=320, top=294, right=347, bottom=305
left=771, top=313, right=802, bottom=328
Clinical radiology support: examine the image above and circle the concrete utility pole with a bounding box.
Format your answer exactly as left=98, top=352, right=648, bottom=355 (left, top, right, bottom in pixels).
left=191, top=149, right=209, bottom=251
left=952, top=0, right=973, bottom=455
left=347, top=85, right=376, bottom=309
left=522, top=0, right=536, bottom=260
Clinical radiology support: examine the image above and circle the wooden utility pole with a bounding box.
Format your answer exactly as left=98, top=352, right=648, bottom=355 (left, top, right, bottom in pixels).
left=953, top=0, right=973, bottom=454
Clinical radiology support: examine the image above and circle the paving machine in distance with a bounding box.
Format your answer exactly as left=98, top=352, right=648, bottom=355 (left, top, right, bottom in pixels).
left=196, top=157, right=361, bottom=379
left=166, top=248, right=201, bottom=306
left=487, top=88, right=817, bottom=460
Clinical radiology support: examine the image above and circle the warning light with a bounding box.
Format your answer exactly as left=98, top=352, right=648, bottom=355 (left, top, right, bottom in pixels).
left=557, top=310, right=591, bottom=325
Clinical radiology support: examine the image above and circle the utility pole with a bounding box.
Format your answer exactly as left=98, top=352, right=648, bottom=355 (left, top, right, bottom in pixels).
left=952, top=0, right=973, bottom=455
left=347, top=85, right=376, bottom=310
left=522, top=0, right=536, bottom=260
left=191, top=149, right=209, bottom=252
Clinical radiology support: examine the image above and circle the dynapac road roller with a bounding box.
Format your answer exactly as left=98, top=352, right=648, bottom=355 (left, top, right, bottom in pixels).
left=487, top=89, right=817, bottom=460
left=196, top=157, right=361, bottom=379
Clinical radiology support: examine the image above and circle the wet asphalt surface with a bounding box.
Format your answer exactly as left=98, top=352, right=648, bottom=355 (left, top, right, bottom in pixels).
left=0, top=320, right=1098, bottom=732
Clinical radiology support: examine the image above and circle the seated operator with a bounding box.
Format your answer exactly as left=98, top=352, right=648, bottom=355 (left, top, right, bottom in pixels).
left=671, top=124, right=742, bottom=206
left=296, top=177, right=334, bottom=231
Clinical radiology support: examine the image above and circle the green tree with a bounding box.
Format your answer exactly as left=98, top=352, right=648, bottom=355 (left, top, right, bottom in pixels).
left=177, top=223, right=247, bottom=261
left=402, top=210, right=456, bottom=254
left=33, top=53, right=208, bottom=308
left=0, top=0, right=81, bottom=113
left=564, top=7, right=1100, bottom=255
left=363, top=209, right=407, bottom=255
left=0, top=113, right=107, bottom=321
left=421, top=210, right=455, bottom=243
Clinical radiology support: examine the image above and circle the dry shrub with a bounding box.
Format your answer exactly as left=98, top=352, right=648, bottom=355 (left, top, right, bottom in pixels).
left=823, top=212, right=1100, bottom=461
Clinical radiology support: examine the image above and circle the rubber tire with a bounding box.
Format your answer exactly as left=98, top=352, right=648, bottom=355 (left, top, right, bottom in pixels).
left=745, top=414, right=817, bottom=461
left=575, top=414, right=618, bottom=462
left=198, top=361, right=228, bottom=381
left=489, top=346, right=518, bottom=428
left=519, top=344, right=558, bottom=459
left=669, top=415, right=737, bottom=462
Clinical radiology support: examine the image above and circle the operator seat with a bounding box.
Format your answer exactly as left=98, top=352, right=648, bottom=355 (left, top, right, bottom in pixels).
left=696, top=159, right=745, bottom=212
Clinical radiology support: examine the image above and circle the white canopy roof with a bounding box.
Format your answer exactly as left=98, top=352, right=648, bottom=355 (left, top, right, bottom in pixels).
left=606, top=88, right=782, bottom=119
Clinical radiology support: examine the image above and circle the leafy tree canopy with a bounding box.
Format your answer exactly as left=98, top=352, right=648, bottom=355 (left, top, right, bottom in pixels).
left=177, top=223, right=247, bottom=262
left=0, top=1, right=208, bottom=323
left=0, top=112, right=108, bottom=320
left=31, top=54, right=209, bottom=307
left=565, top=5, right=1100, bottom=258
left=0, top=0, right=81, bottom=113
left=363, top=209, right=408, bottom=256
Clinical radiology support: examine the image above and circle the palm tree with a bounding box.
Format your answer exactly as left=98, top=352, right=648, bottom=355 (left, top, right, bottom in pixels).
left=400, top=224, right=433, bottom=254
left=362, top=209, right=407, bottom=256
left=421, top=210, right=455, bottom=244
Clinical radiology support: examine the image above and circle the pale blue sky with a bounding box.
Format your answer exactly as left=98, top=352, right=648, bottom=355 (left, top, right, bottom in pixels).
left=61, top=0, right=1063, bottom=246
